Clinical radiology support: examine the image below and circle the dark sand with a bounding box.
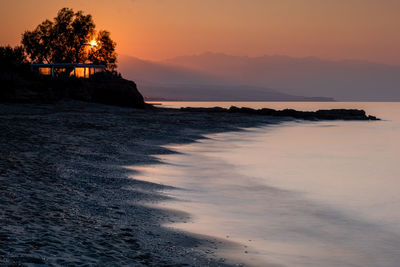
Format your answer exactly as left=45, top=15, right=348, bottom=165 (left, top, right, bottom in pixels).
left=0, top=101, right=285, bottom=266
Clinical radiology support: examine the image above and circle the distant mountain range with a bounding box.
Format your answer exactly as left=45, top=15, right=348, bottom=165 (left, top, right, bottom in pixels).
left=118, top=53, right=400, bottom=101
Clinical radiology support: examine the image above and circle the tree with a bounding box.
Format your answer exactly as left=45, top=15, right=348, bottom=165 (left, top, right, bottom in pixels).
left=21, top=8, right=117, bottom=71
left=22, top=19, right=54, bottom=63
left=0, top=45, right=27, bottom=72
left=88, top=31, right=117, bottom=72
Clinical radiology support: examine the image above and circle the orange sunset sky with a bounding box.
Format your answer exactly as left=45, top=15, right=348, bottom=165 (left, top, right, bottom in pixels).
left=0, top=0, right=399, bottom=65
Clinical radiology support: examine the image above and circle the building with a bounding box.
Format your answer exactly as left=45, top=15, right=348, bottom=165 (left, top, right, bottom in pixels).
left=30, top=63, right=105, bottom=78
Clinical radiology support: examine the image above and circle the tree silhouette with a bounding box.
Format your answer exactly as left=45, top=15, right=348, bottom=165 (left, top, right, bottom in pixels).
left=22, top=8, right=117, bottom=71
left=88, top=31, right=117, bottom=71
left=0, top=45, right=26, bottom=72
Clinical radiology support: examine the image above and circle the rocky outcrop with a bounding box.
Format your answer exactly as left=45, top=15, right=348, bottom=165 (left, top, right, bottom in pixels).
left=80, top=78, right=145, bottom=108
left=180, top=106, right=379, bottom=120
left=0, top=73, right=146, bottom=109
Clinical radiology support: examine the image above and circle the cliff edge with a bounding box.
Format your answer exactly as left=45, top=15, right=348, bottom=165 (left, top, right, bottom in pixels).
left=0, top=72, right=146, bottom=109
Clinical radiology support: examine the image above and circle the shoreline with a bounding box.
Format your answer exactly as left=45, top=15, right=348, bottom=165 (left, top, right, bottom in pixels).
left=0, top=101, right=286, bottom=266
left=128, top=104, right=399, bottom=267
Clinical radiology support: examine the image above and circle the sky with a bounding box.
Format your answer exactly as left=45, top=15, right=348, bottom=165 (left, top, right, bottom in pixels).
left=0, top=0, right=399, bottom=64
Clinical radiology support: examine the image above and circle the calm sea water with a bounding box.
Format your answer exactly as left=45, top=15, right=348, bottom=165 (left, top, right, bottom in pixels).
left=134, top=102, right=400, bottom=267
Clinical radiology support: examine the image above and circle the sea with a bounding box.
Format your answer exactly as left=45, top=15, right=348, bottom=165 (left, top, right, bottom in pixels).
left=133, top=102, right=400, bottom=267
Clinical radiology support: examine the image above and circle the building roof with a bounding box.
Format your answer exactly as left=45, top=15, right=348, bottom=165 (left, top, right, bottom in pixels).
left=30, top=63, right=105, bottom=68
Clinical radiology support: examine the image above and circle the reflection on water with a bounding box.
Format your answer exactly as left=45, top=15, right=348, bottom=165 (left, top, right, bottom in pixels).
left=133, top=102, right=400, bottom=266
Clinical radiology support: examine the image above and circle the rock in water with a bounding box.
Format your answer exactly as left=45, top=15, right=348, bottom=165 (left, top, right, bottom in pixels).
left=180, top=106, right=379, bottom=120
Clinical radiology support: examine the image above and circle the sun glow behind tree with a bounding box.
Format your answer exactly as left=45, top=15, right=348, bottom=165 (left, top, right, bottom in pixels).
left=22, top=8, right=117, bottom=71
left=90, top=40, right=98, bottom=47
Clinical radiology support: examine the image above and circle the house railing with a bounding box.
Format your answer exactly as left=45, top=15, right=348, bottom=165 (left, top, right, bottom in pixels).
left=30, top=63, right=105, bottom=78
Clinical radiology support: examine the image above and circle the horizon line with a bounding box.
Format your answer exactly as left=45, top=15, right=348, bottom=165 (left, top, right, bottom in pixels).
left=121, top=52, right=400, bottom=67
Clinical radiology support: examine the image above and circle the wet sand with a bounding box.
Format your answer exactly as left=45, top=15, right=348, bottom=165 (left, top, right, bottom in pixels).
left=0, top=101, right=285, bottom=266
